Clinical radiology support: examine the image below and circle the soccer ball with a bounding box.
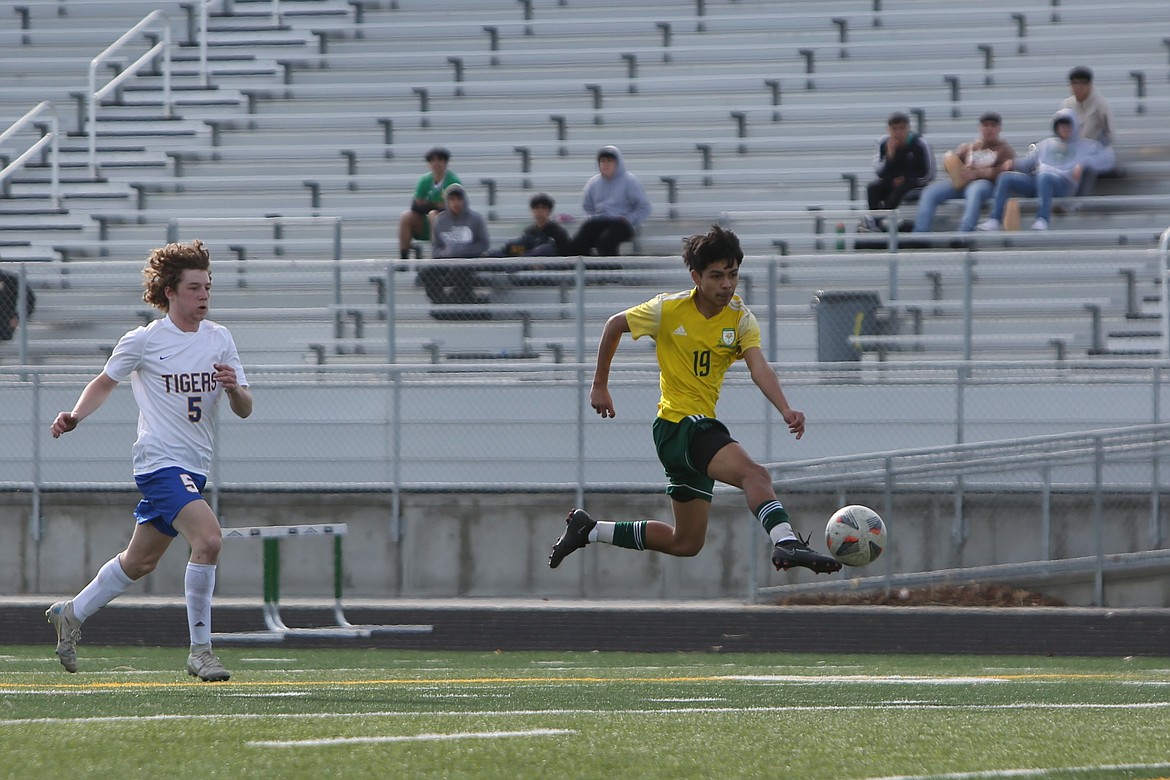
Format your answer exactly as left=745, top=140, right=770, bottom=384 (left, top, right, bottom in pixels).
left=825, top=505, right=887, bottom=567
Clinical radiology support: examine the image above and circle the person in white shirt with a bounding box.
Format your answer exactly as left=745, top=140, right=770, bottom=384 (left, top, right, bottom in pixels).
left=46, top=240, right=253, bottom=681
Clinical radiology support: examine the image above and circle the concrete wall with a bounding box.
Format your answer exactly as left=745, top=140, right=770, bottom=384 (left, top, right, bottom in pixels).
left=3, top=489, right=1167, bottom=608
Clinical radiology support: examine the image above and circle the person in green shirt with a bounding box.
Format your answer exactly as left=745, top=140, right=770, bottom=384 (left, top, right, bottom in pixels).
left=397, top=147, right=461, bottom=260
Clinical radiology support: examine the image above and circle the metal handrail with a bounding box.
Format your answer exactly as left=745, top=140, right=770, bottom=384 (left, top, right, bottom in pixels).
left=758, top=423, right=1170, bottom=489
left=88, top=10, right=172, bottom=177
left=0, top=101, right=61, bottom=208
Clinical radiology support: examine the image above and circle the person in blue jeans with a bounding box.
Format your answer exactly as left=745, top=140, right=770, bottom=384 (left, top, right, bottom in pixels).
left=912, top=112, right=1014, bottom=233
left=978, top=108, right=1115, bottom=231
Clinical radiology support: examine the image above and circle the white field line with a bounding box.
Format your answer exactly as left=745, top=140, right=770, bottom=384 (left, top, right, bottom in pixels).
left=647, top=697, right=726, bottom=703
left=249, top=728, right=575, bottom=748
left=4, top=701, right=1170, bottom=727
left=858, top=761, right=1170, bottom=780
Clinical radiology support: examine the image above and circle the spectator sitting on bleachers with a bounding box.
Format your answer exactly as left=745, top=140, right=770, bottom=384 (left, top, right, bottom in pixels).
left=1060, top=65, right=1119, bottom=194
left=0, top=267, right=36, bottom=341
left=1062, top=66, right=1115, bottom=148
left=569, top=146, right=652, bottom=257
left=978, top=108, right=1116, bottom=232
left=912, top=111, right=1015, bottom=233
left=860, top=111, right=935, bottom=233
left=492, top=192, right=572, bottom=257
left=397, top=146, right=461, bottom=260
left=418, top=184, right=492, bottom=304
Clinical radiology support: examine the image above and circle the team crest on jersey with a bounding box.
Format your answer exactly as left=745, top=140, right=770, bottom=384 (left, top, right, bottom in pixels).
left=720, top=328, right=736, bottom=347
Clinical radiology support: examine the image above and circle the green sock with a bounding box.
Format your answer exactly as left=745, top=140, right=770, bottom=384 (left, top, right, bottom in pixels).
left=611, top=521, right=648, bottom=551
left=755, top=501, right=794, bottom=543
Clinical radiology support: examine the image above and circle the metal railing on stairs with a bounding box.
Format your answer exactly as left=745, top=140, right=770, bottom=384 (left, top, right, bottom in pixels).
left=748, top=422, right=1170, bottom=606
left=0, top=101, right=61, bottom=209
left=88, top=10, right=173, bottom=177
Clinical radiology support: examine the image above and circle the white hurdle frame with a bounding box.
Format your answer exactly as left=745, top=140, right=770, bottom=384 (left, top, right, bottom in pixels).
left=211, top=523, right=432, bottom=642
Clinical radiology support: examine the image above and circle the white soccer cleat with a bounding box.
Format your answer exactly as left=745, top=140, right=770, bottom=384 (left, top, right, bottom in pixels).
left=187, top=644, right=231, bottom=682
left=46, top=600, right=82, bottom=673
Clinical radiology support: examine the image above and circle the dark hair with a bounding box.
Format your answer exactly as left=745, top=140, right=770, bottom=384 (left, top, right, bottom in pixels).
left=1068, top=66, right=1093, bottom=83
left=978, top=111, right=1002, bottom=125
left=682, top=225, right=743, bottom=274
left=424, top=146, right=451, bottom=162
left=529, top=192, right=555, bottom=210
left=597, top=150, right=618, bottom=161
left=887, top=111, right=910, bottom=126
left=142, top=240, right=210, bottom=312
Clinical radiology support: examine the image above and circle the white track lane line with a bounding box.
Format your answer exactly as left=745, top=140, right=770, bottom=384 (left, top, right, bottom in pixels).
left=4, top=701, right=1169, bottom=727
left=249, top=728, right=575, bottom=748
left=858, top=761, right=1170, bottom=780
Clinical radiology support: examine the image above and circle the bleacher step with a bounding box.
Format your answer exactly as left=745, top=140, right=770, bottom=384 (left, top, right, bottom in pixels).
left=0, top=215, right=90, bottom=231
left=0, top=244, right=59, bottom=261
left=1105, top=328, right=1161, bottom=356
left=67, top=119, right=210, bottom=138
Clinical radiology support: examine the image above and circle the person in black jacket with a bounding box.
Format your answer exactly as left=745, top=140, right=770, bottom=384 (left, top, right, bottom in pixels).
left=861, top=112, right=935, bottom=232
left=0, top=267, right=36, bottom=341
left=495, top=193, right=572, bottom=257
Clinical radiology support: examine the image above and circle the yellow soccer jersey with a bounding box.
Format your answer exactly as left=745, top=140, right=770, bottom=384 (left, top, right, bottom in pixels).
left=625, top=288, right=761, bottom=422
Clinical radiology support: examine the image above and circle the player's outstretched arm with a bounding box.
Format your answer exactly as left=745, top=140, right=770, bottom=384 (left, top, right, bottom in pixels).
left=589, top=312, right=629, bottom=419
left=743, top=348, right=805, bottom=440
left=50, top=373, right=119, bottom=438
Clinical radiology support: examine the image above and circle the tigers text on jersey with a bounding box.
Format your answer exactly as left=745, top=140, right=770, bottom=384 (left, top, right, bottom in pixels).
left=624, top=288, right=761, bottom=422
left=102, top=316, right=248, bottom=476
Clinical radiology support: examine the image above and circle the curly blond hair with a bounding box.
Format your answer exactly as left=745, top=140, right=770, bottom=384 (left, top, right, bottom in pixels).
left=142, top=240, right=210, bottom=311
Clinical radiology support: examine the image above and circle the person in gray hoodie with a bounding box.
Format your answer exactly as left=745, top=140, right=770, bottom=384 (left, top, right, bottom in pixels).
left=569, top=146, right=652, bottom=256
left=978, top=108, right=1115, bottom=231
left=419, top=183, right=492, bottom=303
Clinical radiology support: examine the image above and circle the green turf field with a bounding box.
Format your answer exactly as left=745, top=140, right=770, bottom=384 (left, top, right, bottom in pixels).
left=2, top=645, right=1169, bottom=779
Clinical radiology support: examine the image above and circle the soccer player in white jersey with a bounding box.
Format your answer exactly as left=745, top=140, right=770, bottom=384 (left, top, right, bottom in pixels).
left=47, top=240, right=252, bottom=681
left=549, top=225, right=840, bottom=574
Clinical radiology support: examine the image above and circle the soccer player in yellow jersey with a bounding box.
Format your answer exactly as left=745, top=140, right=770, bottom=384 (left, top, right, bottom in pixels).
left=549, top=225, right=841, bottom=574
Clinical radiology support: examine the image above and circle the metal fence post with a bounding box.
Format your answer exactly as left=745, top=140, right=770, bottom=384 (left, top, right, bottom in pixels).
left=30, top=371, right=44, bottom=549
left=1093, top=435, right=1105, bottom=606
left=962, top=253, right=975, bottom=363
left=1152, top=366, right=1163, bottom=549
left=575, top=256, right=587, bottom=511
left=883, top=456, right=895, bottom=589
left=1040, top=464, right=1052, bottom=560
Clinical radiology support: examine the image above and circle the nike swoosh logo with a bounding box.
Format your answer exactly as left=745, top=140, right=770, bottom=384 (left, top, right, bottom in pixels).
left=159, top=355, right=172, bottom=360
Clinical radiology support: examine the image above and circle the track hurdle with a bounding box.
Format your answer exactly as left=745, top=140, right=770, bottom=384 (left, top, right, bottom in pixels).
left=211, top=523, right=432, bottom=642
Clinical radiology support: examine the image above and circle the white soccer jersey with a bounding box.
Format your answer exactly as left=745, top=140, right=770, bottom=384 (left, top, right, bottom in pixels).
left=103, top=316, right=249, bottom=476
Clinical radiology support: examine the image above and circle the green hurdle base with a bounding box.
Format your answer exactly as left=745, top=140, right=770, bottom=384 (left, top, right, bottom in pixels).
left=212, top=523, right=432, bottom=643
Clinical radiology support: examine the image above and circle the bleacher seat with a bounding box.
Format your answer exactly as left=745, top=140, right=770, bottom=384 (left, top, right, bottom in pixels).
left=2, top=0, right=1169, bottom=365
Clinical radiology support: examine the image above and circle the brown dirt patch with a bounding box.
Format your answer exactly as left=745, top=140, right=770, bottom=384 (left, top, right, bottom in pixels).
left=775, top=583, right=1067, bottom=607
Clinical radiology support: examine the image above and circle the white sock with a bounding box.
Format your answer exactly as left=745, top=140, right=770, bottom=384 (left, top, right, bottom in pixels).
left=588, top=521, right=615, bottom=544
left=769, top=522, right=796, bottom=545
left=185, top=562, right=216, bottom=648
left=72, top=556, right=134, bottom=623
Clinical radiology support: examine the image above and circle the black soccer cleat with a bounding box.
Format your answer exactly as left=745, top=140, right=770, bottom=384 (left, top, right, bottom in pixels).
left=549, top=508, right=596, bottom=569
left=772, top=533, right=842, bottom=574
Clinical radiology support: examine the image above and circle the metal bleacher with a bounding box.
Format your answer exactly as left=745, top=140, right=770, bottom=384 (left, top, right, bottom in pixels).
left=2, top=0, right=1169, bottom=367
